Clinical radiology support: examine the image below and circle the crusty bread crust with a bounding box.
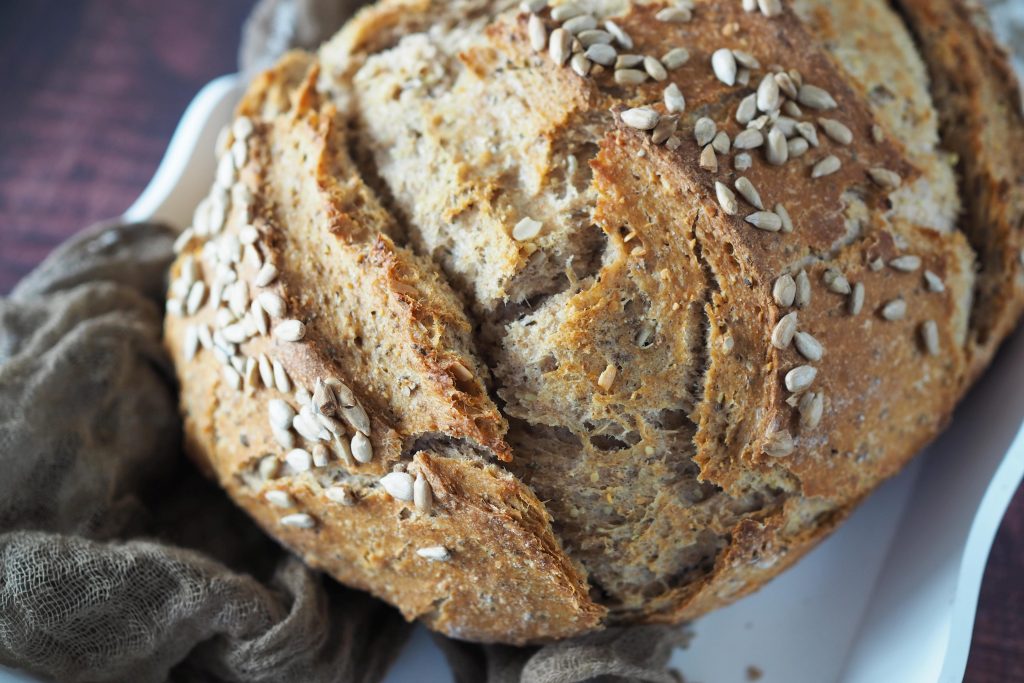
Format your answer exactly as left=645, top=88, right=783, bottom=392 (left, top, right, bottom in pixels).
left=165, top=0, right=1023, bottom=642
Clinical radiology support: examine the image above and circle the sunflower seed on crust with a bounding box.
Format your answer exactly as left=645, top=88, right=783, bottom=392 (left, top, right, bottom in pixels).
left=795, top=270, right=811, bottom=307
left=570, top=52, right=591, bottom=76
left=699, top=145, right=718, bottom=172
left=280, top=513, right=315, bottom=529
left=823, top=268, right=851, bottom=295
left=266, top=490, right=293, bottom=508
left=711, top=131, right=730, bottom=154
left=664, top=83, right=686, bottom=113
left=578, top=29, right=612, bottom=47
left=923, top=270, right=945, bottom=293
left=819, top=118, right=853, bottom=145
left=380, top=471, right=415, bottom=501
left=272, top=358, right=291, bottom=393
left=562, top=15, right=597, bottom=34
left=285, top=448, right=312, bottom=473
left=351, top=431, right=373, bottom=463
left=757, top=74, right=780, bottom=112
left=604, top=20, right=633, bottom=49
left=644, top=56, right=668, bottom=81
left=881, top=298, right=907, bottom=321
left=694, top=117, right=717, bottom=146
left=711, top=48, right=737, bottom=86
left=662, top=47, right=689, bottom=69
left=799, top=391, right=824, bottom=430
left=796, top=121, right=820, bottom=147
left=585, top=43, right=616, bottom=66
left=651, top=115, right=679, bottom=145
left=921, top=320, right=940, bottom=356
left=656, top=6, right=692, bottom=22
left=788, top=137, right=810, bottom=157
left=549, top=28, right=571, bottom=65
left=771, top=312, right=799, bottom=349
left=417, top=546, right=451, bottom=561
left=734, top=128, right=764, bottom=150
left=273, top=320, right=306, bottom=342
left=794, top=331, right=823, bottom=361
left=798, top=84, right=838, bottom=109
left=758, top=0, right=783, bottom=16
left=735, top=177, right=763, bottom=209
left=528, top=14, right=547, bottom=52
left=868, top=167, right=902, bottom=189
left=849, top=282, right=865, bottom=315
left=812, top=155, right=842, bottom=178
left=890, top=255, right=922, bottom=272
left=414, top=472, right=433, bottom=514
left=766, top=127, right=788, bottom=166
left=716, top=182, right=739, bottom=216
left=622, top=107, right=660, bottom=130
left=736, top=93, right=758, bottom=125
left=614, top=68, right=647, bottom=85
left=746, top=211, right=782, bottom=232
left=774, top=274, right=796, bottom=307
left=785, top=365, right=817, bottom=393
left=763, top=429, right=794, bottom=457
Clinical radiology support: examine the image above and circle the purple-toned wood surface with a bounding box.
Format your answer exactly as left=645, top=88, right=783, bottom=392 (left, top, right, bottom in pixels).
left=0, top=1, right=1020, bottom=680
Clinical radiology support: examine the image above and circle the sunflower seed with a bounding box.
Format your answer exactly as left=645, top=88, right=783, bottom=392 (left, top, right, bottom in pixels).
left=785, top=365, right=817, bottom=392
left=215, top=153, right=236, bottom=189
left=230, top=355, right=245, bottom=375
left=549, top=27, right=571, bottom=65
left=699, top=145, right=718, bottom=172
left=280, top=513, right=315, bottom=529
left=795, top=270, right=811, bottom=307
left=735, top=177, right=763, bottom=209
left=775, top=203, right=794, bottom=233
left=921, top=320, right=940, bottom=356
left=272, top=358, right=291, bottom=393
left=351, top=431, right=373, bottom=463
left=664, top=83, right=686, bottom=113
left=756, top=74, right=780, bottom=112
left=711, top=131, right=731, bottom=154
left=812, top=155, right=841, bottom=178
left=292, top=410, right=324, bottom=442
left=173, top=228, right=196, bottom=254
left=268, top=399, right=295, bottom=431
left=186, top=281, right=207, bottom=315
left=656, top=6, right=692, bottom=22
left=597, top=363, right=617, bottom=391
left=766, top=127, right=788, bottom=165
left=774, top=274, right=796, bottom=307
left=417, top=546, right=451, bottom=561
left=274, top=320, right=306, bottom=342
left=221, top=322, right=249, bottom=344
left=799, top=391, right=824, bottom=429
left=232, top=116, right=254, bottom=143
left=615, top=54, right=643, bottom=69
left=381, top=471, right=414, bottom=501
left=758, top=0, right=783, bottom=17
left=197, top=324, right=213, bottom=350
left=695, top=117, right=717, bottom=146
left=622, top=108, right=660, bottom=130
left=604, top=19, right=633, bottom=49
left=256, top=292, right=286, bottom=319
left=271, top=423, right=295, bottom=449
left=644, top=56, right=668, bottom=81
left=890, top=255, right=922, bottom=272
left=651, top=115, right=679, bottom=145
left=662, top=47, right=689, bottom=70
left=731, top=49, right=760, bottom=70
left=562, top=14, right=596, bottom=34
left=311, top=443, right=331, bottom=468
left=796, top=121, right=820, bottom=147
left=794, top=331, right=823, bottom=361
left=734, top=129, right=764, bottom=150
left=771, top=312, right=799, bottom=349
left=711, top=48, right=737, bottom=86
left=226, top=281, right=249, bottom=317
left=528, top=14, right=547, bottom=51
left=550, top=2, right=583, bottom=21
left=788, top=137, right=809, bottom=157
left=585, top=43, right=616, bottom=65
left=266, top=490, right=293, bottom=508
left=716, top=182, right=739, bottom=215
left=798, top=84, right=838, bottom=109
left=231, top=138, right=248, bottom=168
left=763, top=429, right=795, bottom=457
left=313, top=378, right=338, bottom=416
left=868, top=167, right=902, bottom=189
left=923, top=270, right=945, bottom=293
left=819, top=118, right=853, bottom=145
left=325, top=485, right=356, bottom=506
left=881, top=298, right=907, bottom=321
left=743, top=0, right=758, bottom=10
left=734, top=152, right=753, bottom=171
left=180, top=326, right=199, bottom=362
left=570, top=52, right=591, bottom=76
left=258, top=455, right=280, bottom=481
left=414, top=472, right=433, bottom=514
left=783, top=100, right=803, bottom=118
left=775, top=72, right=798, bottom=99
left=614, top=68, right=647, bottom=85
left=747, top=211, right=782, bottom=232
left=222, top=364, right=242, bottom=390
left=736, top=93, right=758, bottom=125
left=823, top=268, right=851, bottom=294
left=849, top=281, right=865, bottom=315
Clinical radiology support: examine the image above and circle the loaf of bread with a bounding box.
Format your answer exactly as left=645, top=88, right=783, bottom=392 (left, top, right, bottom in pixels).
left=164, top=0, right=1024, bottom=644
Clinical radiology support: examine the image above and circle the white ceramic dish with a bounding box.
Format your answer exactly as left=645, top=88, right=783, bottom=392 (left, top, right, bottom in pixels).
left=4, top=73, right=1023, bottom=683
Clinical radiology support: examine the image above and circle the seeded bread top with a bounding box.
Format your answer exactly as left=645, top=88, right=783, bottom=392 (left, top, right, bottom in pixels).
left=164, top=0, right=1022, bottom=643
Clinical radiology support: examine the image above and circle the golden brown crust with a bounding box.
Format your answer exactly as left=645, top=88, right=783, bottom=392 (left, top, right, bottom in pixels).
left=164, top=0, right=1024, bottom=643
left=891, top=0, right=1024, bottom=377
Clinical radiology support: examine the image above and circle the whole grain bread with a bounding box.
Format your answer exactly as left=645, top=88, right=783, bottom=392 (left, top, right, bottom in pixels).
left=164, top=0, right=1024, bottom=644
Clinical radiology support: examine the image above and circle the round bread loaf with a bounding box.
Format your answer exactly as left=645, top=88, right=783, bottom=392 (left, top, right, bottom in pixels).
left=164, top=0, right=1024, bottom=643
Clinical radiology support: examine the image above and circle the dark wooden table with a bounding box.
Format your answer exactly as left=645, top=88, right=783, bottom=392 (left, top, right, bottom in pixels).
left=0, top=1, right=1021, bottom=680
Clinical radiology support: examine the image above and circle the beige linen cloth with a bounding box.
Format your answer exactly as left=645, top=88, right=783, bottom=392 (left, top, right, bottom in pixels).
left=0, top=2, right=687, bottom=682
